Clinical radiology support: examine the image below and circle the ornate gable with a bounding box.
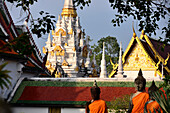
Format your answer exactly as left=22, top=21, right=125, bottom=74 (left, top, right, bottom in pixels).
left=52, top=28, right=66, bottom=36
left=123, top=43, right=155, bottom=71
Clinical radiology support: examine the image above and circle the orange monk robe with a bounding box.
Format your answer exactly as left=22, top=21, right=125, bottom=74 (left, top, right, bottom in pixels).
left=147, top=101, right=163, bottom=113
left=89, top=99, right=108, bottom=113
left=132, top=92, right=149, bottom=113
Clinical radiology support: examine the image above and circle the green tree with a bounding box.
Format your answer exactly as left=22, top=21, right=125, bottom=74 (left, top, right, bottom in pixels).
left=74, top=0, right=170, bottom=43
left=5, top=0, right=56, bottom=38
left=4, top=0, right=169, bottom=42
left=91, top=36, right=119, bottom=74
left=109, top=94, right=130, bottom=113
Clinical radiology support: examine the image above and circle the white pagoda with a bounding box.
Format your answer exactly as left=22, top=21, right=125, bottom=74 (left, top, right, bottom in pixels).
left=43, top=0, right=92, bottom=77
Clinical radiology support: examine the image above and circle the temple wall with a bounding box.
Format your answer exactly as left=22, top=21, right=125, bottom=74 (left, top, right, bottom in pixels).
left=12, top=107, right=48, bottom=113
left=124, top=71, right=161, bottom=80
left=0, top=60, right=22, bottom=99
left=61, top=108, right=85, bottom=113
left=28, top=77, right=161, bottom=82
left=12, top=107, right=85, bottom=113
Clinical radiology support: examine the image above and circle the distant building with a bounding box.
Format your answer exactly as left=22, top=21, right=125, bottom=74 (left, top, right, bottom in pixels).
left=43, top=0, right=96, bottom=77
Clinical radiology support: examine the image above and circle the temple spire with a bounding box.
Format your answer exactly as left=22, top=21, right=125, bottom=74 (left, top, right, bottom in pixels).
left=85, top=52, right=91, bottom=68
left=45, top=33, right=51, bottom=47
left=61, top=0, right=77, bottom=18
left=80, top=33, right=84, bottom=47
left=93, top=54, right=96, bottom=66
left=116, top=42, right=124, bottom=78
left=100, top=42, right=107, bottom=78
left=56, top=15, right=61, bottom=26
left=58, top=31, right=62, bottom=45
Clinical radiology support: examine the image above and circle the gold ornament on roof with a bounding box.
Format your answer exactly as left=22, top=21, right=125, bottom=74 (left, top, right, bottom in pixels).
left=54, top=46, right=65, bottom=56
left=65, top=43, right=68, bottom=46
left=55, top=28, right=66, bottom=36
left=142, top=30, right=145, bottom=35
left=164, top=53, right=169, bottom=65
left=51, top=51, right=54, bottom=56
left=72, top=47, right=76, bottom=51
left=75, top=66, right=79, bottom=71
left=54, top=46, right=63, bottom=52
left=132, top=22, right=136, bottom=38
left=133, top=33, right=136, bottom=37
left=55, top=71, right=61, bottom=78
left=43, top=47, right=47, bottom=54
left=61, top=8, right=77, bottom=18
left=68, top=28, right=73, bottom=34
left=52, top=30, right=55, bottom=35
left=135, top=54, right=139, bottom=61
left=52, top=43, right=56, bottom=47
left=62, top=59, right=69, bottom=66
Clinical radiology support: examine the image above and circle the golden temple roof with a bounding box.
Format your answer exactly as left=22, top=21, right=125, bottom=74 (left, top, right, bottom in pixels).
left=61, top=0, right=77, bottom=18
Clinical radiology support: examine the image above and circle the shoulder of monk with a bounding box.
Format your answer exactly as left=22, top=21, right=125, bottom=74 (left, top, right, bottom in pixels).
left=97, top=99, right=106, bottom=103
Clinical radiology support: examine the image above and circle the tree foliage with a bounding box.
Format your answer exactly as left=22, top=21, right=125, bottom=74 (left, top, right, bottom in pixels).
left=74, top=0, right=170, bottom=43
left=109, top=94, right=130, bottom=113
left=5, top=0, right=169, bottom=42
left=5, top=0, right=56, bottom=38
left=91, top=36, right=119, bottom=74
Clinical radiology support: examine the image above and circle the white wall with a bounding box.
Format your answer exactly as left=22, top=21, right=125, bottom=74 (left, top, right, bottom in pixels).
left=0, top=59, right=21, bottom=99
left=61, top=108, right=85, bottom=113
left=12, top=107, right=48, bottom=113
left=124, top=71, right=161, bottom=80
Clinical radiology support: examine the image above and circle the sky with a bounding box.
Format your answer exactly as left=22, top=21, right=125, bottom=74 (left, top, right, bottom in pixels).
left=6, top=0, right=168, bottom=56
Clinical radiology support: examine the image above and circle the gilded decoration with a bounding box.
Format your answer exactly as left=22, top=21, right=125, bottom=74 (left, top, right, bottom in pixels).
left=123, top=43, right=155, bottom=71
left=55, top=71, right=61, bottom=78
left=54, top=28, right=66, bottom=36
left=82, top=46, right=88, bottom=58
left=75, top=66, right=79, bottom=71
left=50, top=50, right=54, bottom=56
left=68, top=28, right=73, bottom=35
left=62, top=59, right=69, bottom=66
left=61, top=8, right=77, bottom=17
left=54, top=46, right=65, bottom=56
left=65, top=43, right=68, bottom=46
left=43, top=47, right=47, bottom=54
left=45, top=61, right=55, bottom=74
left=52, top=43, right=56, bottom=47
left=109, top=59, right=118, bottom=78
left=72, top=47, right=76, bottom=51
left=45, top=60, right=50, bottom=67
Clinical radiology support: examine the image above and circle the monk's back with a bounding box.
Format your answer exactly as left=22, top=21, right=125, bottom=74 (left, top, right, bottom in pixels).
left=132, top=92, right=149, bottom=113
left=89, top=99, right=107, bottom=113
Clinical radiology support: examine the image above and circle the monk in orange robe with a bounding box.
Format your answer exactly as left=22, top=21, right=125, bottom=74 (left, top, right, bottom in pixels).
left=85, top=80, right=108, bottom=113
left=128, top=69, right=149, bottom=113
left=144, top=81, right=163, bottom=113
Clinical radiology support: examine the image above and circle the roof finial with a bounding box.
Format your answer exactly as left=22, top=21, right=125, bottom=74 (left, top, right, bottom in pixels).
left=142, top=30, right=145, bottom=35
left=132, top=21, right=136, bottom=37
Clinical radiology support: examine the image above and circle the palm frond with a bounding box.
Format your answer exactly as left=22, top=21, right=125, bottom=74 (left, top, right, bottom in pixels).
left=0, top=63, right=11, bottom=89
